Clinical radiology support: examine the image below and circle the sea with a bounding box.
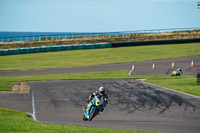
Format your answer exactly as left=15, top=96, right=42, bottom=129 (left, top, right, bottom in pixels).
left=0, top=31, right=119, bottom=42
left=0, top=32, right=86, bottom=42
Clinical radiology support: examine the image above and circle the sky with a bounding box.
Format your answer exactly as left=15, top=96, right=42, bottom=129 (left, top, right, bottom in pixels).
left=0, top=0, right=200, bottom=32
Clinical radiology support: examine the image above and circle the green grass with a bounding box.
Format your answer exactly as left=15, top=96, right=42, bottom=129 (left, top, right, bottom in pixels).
left=0, top=70, right=199, bottom=96
left=146, top=76, right=200, bottom=97
left=0, top=43, right=200, bottom=71
left=0, top=43, right=200, bottom=133
left=0, top=107, right=157, bottom=133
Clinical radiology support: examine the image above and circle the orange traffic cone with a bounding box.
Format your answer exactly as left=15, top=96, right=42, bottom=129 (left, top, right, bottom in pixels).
left=132, top=64, right=135, bottom=71
left=152, top=63, right=155, bottom=70
left=191, top=60, right=194, bottom=67
left=172, top=62, right=175, bottom=68
left=128, top=64, right=135, bottom=76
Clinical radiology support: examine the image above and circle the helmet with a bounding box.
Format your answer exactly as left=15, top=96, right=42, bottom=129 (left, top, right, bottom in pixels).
left=99, top=87, right=105, bottom=95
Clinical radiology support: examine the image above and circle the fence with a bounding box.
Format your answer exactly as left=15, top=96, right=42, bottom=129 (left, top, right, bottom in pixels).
left=1, top=27, right=200, bottom=43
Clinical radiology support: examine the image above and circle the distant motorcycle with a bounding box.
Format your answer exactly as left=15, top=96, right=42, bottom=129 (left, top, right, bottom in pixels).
left=83, top=95, right=105, bottom=121
left=171, top=68, right=183, bottom=76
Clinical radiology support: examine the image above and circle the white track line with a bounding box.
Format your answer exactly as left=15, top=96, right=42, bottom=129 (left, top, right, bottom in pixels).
left=31, top=88, right=37, bottom=121
left=143, top=81, right=200, bottom=99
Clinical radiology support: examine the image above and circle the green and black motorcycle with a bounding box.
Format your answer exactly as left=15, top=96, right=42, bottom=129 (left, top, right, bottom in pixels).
left=171, top=68, right=183, bottom=76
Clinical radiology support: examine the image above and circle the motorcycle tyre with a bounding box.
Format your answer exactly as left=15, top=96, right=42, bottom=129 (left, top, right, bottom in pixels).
left=83, top=115, right=88, bottom=121
left=89, top=107, right=96, bottom=121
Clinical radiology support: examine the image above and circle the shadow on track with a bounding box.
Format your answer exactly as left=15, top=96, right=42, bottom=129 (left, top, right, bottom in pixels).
left=106, top=81, right=196, bottom=114
left=42, top=80, right=196, bottom=114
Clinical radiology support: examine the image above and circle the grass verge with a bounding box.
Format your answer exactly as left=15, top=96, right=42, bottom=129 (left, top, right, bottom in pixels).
left=0, top=107, right=157, bottom=133
left=0, top=70, right=199, bottom=96
left=0, top=43, right=200, bottom=71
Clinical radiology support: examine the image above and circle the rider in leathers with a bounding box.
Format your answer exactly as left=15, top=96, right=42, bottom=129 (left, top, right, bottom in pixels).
left=84, top=87, right=108, bottom=113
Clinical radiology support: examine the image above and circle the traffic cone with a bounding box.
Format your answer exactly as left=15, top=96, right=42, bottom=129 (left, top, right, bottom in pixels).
left=172, top=62, right=175, bottom=68
left=128, top=64, right=135, bottom=76
left=132, top=64, right=135, bottom=71
left=191, top=60, right=194, bottom=67
left=152, top=63, right=155, bottom=70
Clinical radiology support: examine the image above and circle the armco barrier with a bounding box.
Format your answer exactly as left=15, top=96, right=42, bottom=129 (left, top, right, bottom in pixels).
left=0, top=43, right=111, bottom=56
left=112, top=38, right=200, bottom=47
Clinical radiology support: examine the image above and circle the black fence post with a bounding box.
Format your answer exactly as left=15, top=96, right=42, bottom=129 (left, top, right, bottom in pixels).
left=197, top=73, right=200, bottom=84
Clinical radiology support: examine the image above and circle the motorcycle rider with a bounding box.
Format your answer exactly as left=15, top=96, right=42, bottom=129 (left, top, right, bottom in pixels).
left=177, top=68, right=182, bottom=73
left=172, top=67, right=183, bottom=76
left=83, top=87, right=108, bottom=113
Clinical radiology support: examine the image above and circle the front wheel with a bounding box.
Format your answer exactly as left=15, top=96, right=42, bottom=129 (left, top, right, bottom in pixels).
left=89, top=107, right=96, bottom=121
left=83, top=115, right=88, bottom=121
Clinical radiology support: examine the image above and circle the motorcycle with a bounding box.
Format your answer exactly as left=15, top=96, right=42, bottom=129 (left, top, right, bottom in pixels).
left=83, top=95, right=105, bottom=121
left=171, top=69, right=182, bottom=76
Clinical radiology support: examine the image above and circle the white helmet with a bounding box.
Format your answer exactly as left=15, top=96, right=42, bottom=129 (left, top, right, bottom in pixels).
left=99, top=87, right=105, bottom=95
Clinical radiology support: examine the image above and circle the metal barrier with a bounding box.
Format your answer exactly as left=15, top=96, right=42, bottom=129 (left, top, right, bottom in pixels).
left=1, top=27, right=200, bottom=43
left=0, top=43, right=111, bottom=56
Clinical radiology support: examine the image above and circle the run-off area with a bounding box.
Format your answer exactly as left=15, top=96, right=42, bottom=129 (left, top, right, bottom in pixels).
left=31, top=79, right=200, bottom=133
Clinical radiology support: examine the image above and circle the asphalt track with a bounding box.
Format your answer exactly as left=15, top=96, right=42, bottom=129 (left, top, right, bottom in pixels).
left=0, top=55, right=200, bottom=76
left=0, top=56, right=200, bottom=133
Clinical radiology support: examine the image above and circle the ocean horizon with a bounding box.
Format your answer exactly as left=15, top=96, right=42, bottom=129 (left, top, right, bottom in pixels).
left=0, top=31, right=95, bottom=42
left=0, top=31, right=84, bottom=38
left=0, top=31, right=123, bottom=42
